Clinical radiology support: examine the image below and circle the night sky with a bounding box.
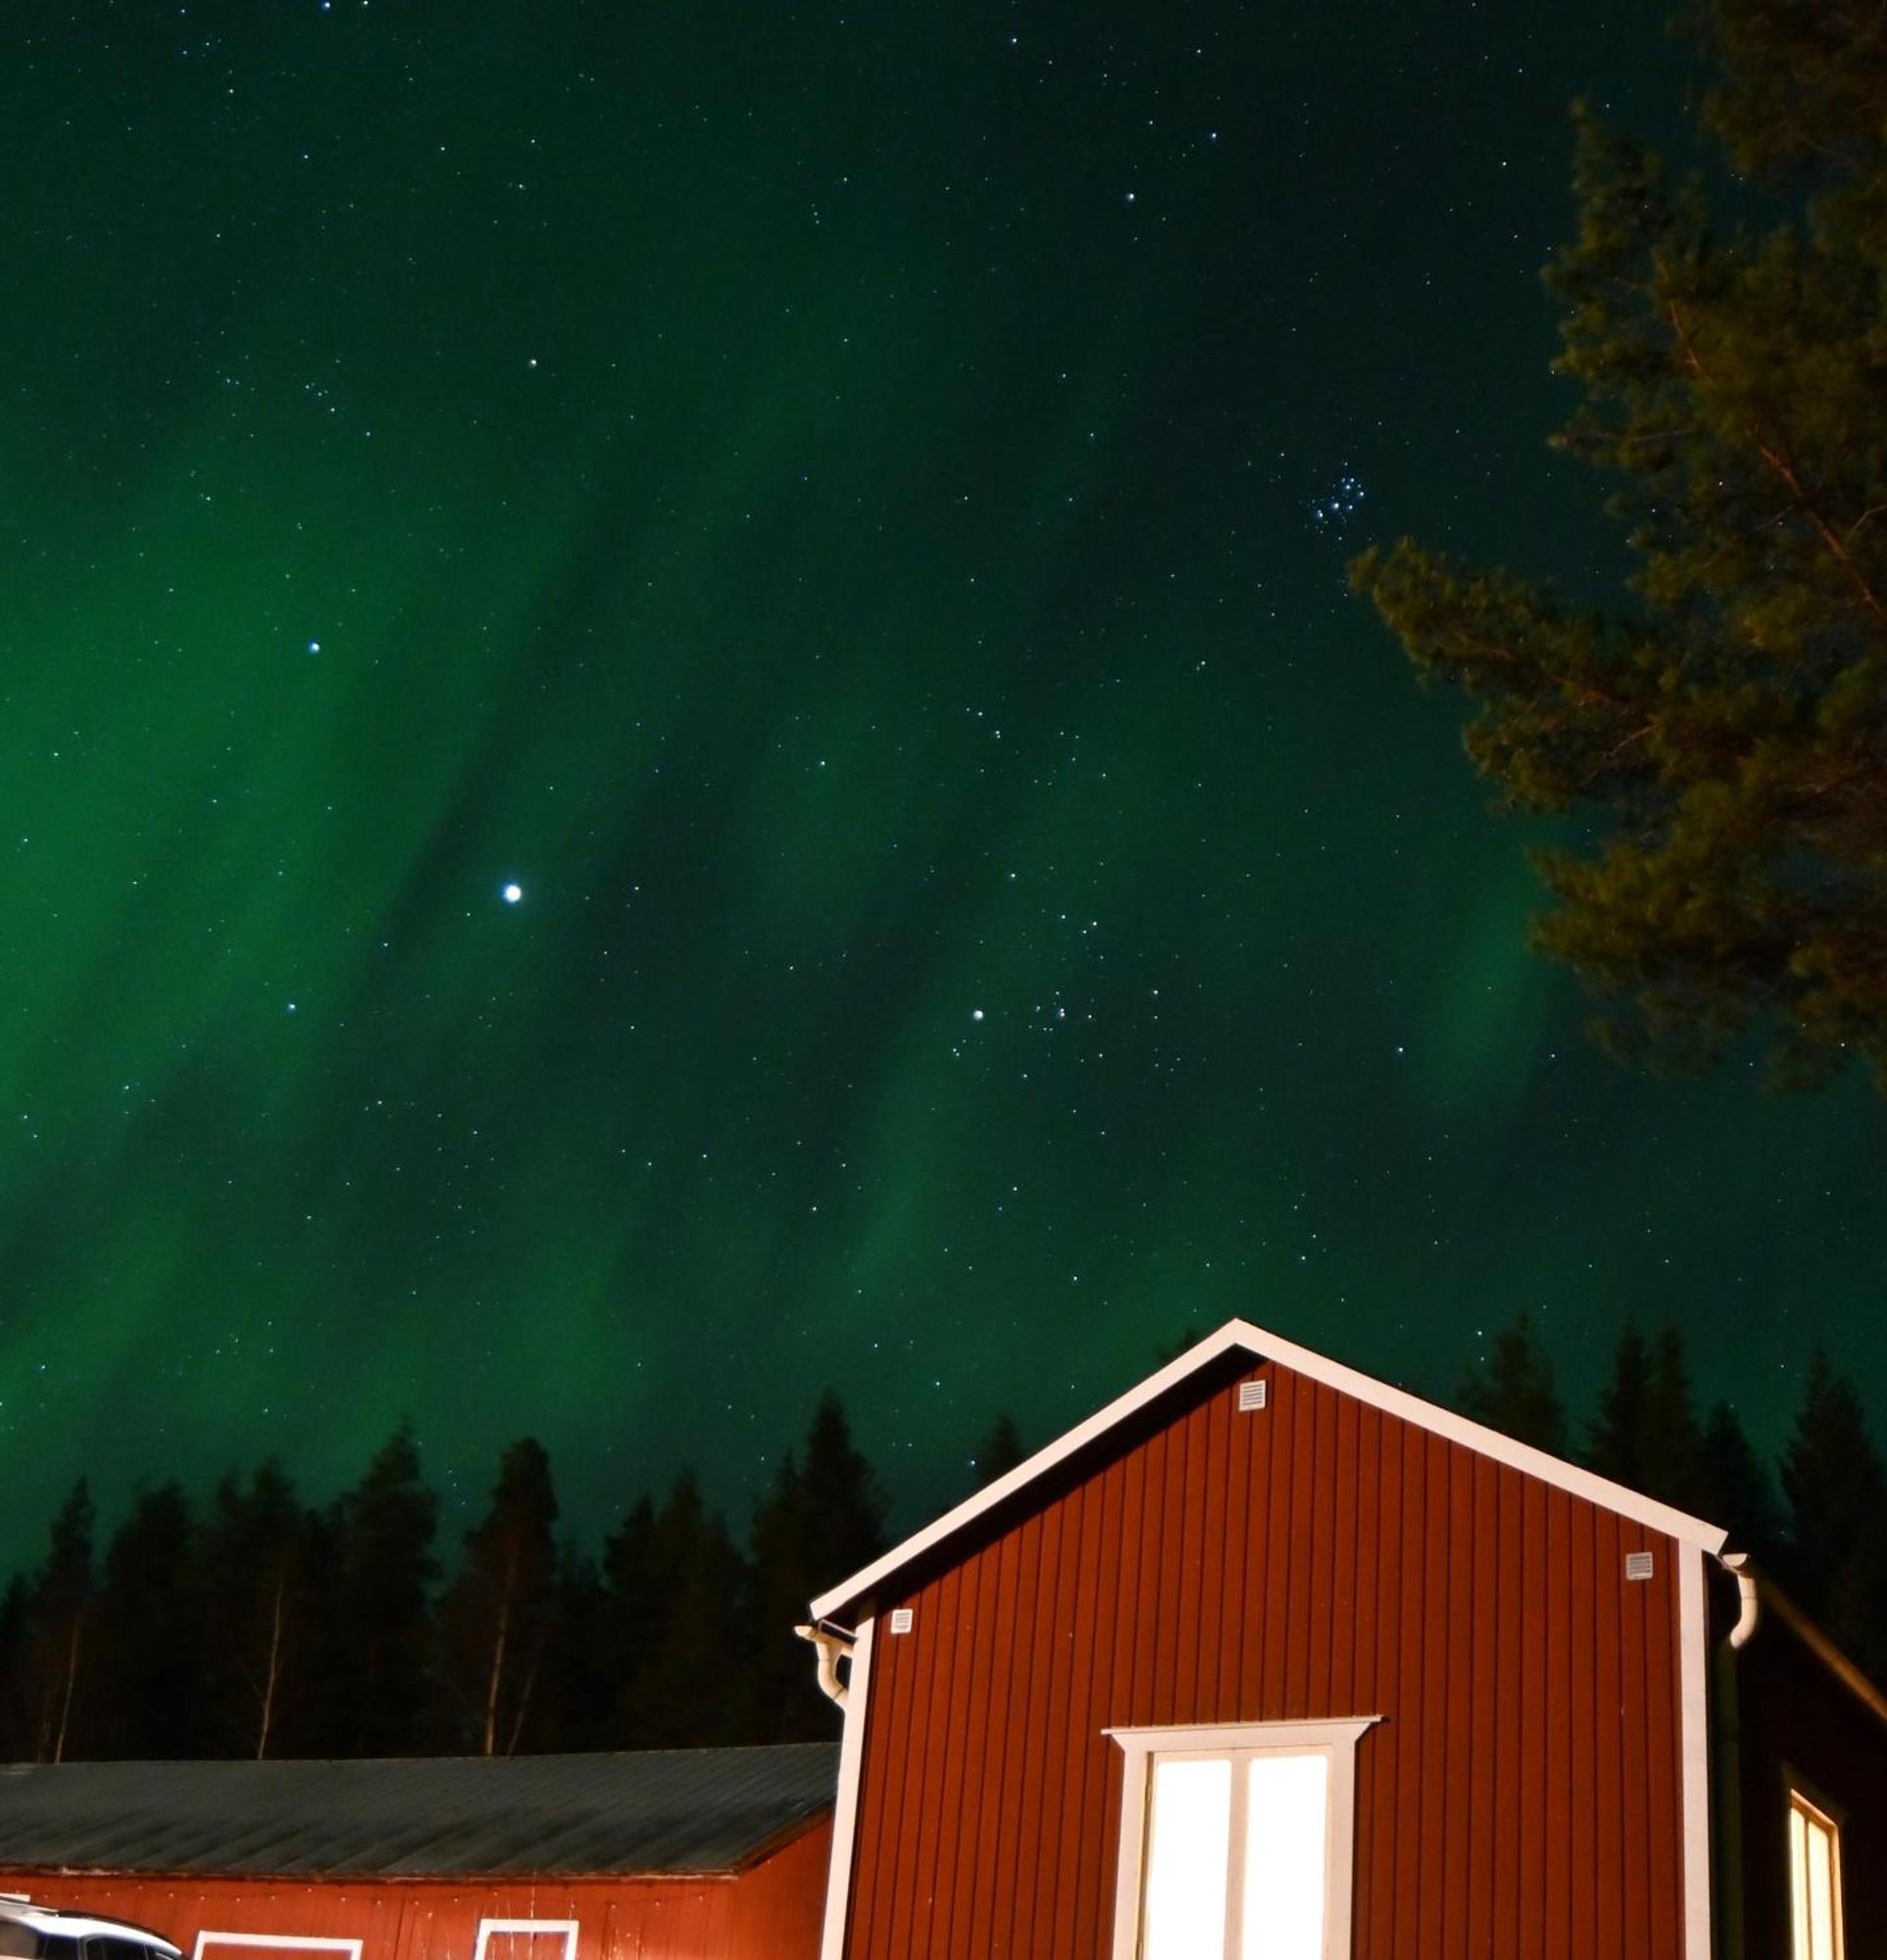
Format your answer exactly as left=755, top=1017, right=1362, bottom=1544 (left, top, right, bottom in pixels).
left=4, top=1, right=1880, bottom=1570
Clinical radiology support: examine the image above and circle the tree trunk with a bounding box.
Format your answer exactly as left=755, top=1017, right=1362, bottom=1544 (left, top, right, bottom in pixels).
left=50, top=1616, right=82, bottom=1764
left=255, top=1564, right=287, bottom=1760
left=480, top=1554, right=517, bottom=1758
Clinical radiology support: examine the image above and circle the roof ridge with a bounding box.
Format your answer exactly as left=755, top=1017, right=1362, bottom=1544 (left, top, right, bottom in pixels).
left=810, top=1317, right=1728, bottom=1623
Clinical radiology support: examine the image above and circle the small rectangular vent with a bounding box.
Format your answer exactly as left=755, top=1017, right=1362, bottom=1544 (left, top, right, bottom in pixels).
left=888, top=1607, right=915, bottom=1635
left=1624, top=1551, right=1656, bottom=1583
left=1237, top=1380, right=1267, bottom=1413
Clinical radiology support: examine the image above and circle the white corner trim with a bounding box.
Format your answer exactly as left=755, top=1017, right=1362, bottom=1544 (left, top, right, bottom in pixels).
left=811, top=1318, right=1725, bottom=1621
left=818, top=1613, right=876, bottom=1960
left=194, top=1940, right=363, bottom=1960
left=472, top=1922, right=577, bottom=1960
left=1678, top=1545, right=1713, bottom=1960
left=1106, top=1718, right=1380, bottom=1960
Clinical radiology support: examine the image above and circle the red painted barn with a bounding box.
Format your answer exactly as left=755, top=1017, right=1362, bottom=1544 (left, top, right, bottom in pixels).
left=803, top=1320, right=1887, bottom=1960
left=0, top=1746, right=833, bottom=1960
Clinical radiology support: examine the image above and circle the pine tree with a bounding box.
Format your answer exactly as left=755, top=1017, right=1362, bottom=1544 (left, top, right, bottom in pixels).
left=19, top=1482, right=95, bottom=1763
left=1456, top=1314, right=1569, bottom=1454
left=1696, top=1399, right=1780, bottom=1560
left=82, top=1483, right=203, bottom=1759
left=1154, top=1326, right=1203, bottom=1367
left=199, top=1463, right=315, bottom=1759
left=591, top=1494, right=661, bottom=1746
left=1586, top=1323, right=1707, bottom=1513
left=311, top=1424, right=438, bottom=1755
left=801, top=1395, right=888, bottom=1584
left=972, top=1412, right=1028, bottom=1490
left=1779, top=1353, right=1887, bottom=1675
left=536, top=1547, right=605, bottom=1751
left=438, top=1439, right=560, bottom=1755
left=744, top=1451, right=813, bottom=1742
left=616, top=1473, right=747, bottom=1747
left=1353, top=2, right=1887, bottom=1088
left=0, top=1577, right=29, bottom=1760
left=745, top=1396, right=886, bottom=1742
left=1640, top=1325, right=1708, bottom=1514
left=1586, top=1324, right=1656, bottom=1494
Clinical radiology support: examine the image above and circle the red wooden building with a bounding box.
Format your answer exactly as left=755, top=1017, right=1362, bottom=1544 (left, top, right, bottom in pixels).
left=804, top=1319, right=1887, bottom=1960
left=0, top=1747, right=833, bottom=1960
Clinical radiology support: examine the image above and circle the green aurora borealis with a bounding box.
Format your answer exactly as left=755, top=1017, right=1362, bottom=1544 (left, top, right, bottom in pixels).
left=2, top=1, right=1880, bottom=1566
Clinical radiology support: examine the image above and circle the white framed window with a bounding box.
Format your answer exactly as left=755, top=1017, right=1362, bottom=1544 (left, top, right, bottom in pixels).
left=1788, top=1785, right=1843, bottom=1960
left=472, top=1924, right=579, bottom=1960
left=1107, top=1718, right=1377, bottom=1960
left=194, top=1938, right=362, bottom=1960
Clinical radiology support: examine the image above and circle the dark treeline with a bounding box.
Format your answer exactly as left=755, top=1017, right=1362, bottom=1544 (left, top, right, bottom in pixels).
left=1, top=1320, right=1882, bottom=1762
left=1459, top=1317, right=1887, bottom=1683
left=0, top=1392, right=921, bottom=1763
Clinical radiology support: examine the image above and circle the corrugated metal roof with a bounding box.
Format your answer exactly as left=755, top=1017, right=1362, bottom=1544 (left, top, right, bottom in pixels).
left=0, top=1745, right=837, bottom=1879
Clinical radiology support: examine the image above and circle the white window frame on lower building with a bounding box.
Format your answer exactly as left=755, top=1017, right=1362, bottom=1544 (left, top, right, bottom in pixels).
left=193, top=1937, right=363, bottom=1960
left=1785, top=1777, right=1844, bottom=1960
left=1106, top=1717, right=1378, bottom=1960
left=472, top=1924, right=578, bottom=1960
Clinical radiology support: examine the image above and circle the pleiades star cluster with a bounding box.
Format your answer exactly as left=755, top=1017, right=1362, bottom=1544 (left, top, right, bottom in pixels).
left=0, top=0, right=1875, bottom=1562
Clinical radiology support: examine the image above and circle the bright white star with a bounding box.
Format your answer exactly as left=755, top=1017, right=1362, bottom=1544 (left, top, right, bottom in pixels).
left=502, top=883, right=523, bottom=905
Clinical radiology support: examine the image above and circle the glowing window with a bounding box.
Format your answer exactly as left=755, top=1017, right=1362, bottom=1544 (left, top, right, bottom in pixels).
left=1243, top=1753, right=1329, bottom=1960
left=1789, top=1789, right=1843, bottom=1960
left=1142, top=1758, right=1231, bottom=1958
left=1108, top=1720, right=1376, bottom=1960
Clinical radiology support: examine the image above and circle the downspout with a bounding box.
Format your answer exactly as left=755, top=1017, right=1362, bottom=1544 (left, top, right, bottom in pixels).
left=1713, top=1551, right=1761, bottom=1960
left=795, top=1620, right=856, bottom=1707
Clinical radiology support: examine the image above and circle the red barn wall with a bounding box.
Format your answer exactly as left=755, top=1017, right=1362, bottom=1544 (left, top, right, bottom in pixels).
left=843, top=1358, right=1692, bottom=1960
left=0, top=1815, right=829, bottom=1960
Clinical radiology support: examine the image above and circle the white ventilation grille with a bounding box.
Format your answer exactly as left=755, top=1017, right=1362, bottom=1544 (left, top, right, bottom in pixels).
left=1624, top=1551, right=1656, bottom=1583
left=888, top=1607, right=915, bottom=1635
left=1237, top=1380, right=1268, bottom=1413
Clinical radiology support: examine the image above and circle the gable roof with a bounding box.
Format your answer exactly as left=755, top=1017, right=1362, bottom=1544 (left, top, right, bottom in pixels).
left=811, top=1318, right=1728, bottom=1624
left=0, top=1744, right=837, bottom=1880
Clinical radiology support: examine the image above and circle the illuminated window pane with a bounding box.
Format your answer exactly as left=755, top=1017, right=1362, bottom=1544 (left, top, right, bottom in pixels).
left=1143, top=1757, right=1231, bottom=1960
left=1789, top=1792, right=1841, bottom=1960
left=1241, top=1754, right=1328, bottom=1960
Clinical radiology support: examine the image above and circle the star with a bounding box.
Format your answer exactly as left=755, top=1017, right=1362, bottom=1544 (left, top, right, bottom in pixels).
left=502, top=883, right=523, bottom=905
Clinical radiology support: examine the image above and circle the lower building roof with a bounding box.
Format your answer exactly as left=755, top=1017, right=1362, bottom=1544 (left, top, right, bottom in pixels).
left=0, top=1745, right=838, bottom=1881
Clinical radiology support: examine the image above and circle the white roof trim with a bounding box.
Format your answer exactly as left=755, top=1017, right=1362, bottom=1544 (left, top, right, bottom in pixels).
left=811, top=1317, right=1727, bottom=1621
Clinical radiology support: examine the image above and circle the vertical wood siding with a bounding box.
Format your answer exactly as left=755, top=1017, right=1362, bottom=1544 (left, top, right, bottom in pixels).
left=845, top=1361, right=1688, bottom=1959
left=0, top=1820, right=829, bottom=1960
